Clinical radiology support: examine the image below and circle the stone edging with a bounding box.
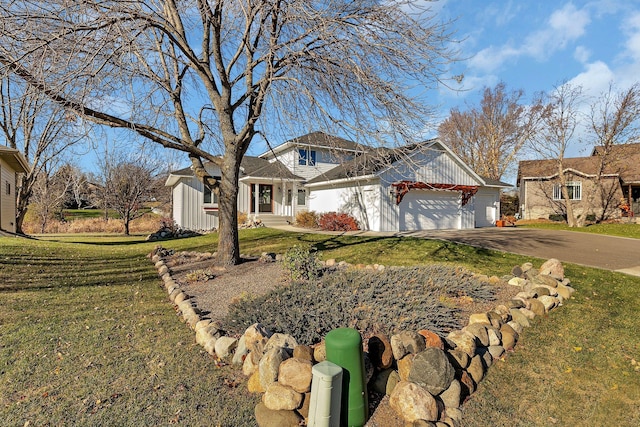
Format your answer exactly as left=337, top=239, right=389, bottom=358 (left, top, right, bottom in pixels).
left=148, top=246, right=575, bottom=426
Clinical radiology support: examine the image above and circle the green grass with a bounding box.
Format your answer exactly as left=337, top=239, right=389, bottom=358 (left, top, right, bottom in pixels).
left=1, top=228, right=639, bottom=426
left=519, top=221, right=640, bottom=239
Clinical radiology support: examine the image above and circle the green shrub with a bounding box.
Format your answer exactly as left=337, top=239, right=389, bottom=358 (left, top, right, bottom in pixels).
left=281, top=246, right=321, bottom=281
left=296, top=211, right=319, bottom=228
left=222, top=264, right=496, bottom=345
left=318, top=212, right=359, bottom=231
left=549, top=214, right=566, bottom=222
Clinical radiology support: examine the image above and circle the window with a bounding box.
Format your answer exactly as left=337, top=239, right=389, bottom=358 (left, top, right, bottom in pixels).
left=203, top=177, right=221, bottom=206
left=298, top=148, right=316, bottom=166
left=553, top=181, right=581, bottom=200
left=286, top=189, right=292, bottom=206
left=5, top=181, right=10, bottom=196
left=297, top=189, right=306, bottom=206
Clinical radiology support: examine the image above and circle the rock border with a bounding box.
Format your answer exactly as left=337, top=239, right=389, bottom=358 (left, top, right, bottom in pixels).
left=148, top=246, right=574, bottom=427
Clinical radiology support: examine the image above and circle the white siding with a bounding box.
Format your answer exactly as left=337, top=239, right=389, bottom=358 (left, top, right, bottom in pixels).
left=308, top=181, right=381, bottom=231
left=267, top=147, right=349, bottom=181
left=473, top=188, right=499, bottom=227
left=0, top=159, right=17, bottom=232
left=173, top=177, right=218, bottom=230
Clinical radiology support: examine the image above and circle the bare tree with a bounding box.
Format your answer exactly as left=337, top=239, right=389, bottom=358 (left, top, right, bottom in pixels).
left=29, top=163, right=73, bottom=233
left=0, top=74, right=87, bottom=233
left=108, top=160, right=158, bottom=235
left=533, top=83, right=584, bottom=227
left=438, top=82, right=544, bottom=181
left=0, top=0, right=457, bottom=264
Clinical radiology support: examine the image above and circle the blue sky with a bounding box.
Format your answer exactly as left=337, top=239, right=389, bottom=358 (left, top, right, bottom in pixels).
left=435, top=0, right=640, bottom=121
left=71, top=0, right=640, bottom=173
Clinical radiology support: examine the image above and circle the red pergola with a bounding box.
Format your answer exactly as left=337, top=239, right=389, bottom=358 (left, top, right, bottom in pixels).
left=391, top=180, right=479, bottom=206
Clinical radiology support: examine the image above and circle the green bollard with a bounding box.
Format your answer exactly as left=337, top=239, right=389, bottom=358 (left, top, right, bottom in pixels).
left=325, top=327, right=368, bottom=427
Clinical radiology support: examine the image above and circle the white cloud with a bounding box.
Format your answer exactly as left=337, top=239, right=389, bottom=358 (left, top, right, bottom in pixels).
left=468, top=3, right=591, bottom=73
left=566, top=60, right=614, bottom=97
left=573, top=46, right=591, bottom=63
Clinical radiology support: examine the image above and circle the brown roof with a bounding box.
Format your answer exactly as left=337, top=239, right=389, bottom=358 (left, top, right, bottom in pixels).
left=518, top=144, right=640, bottom=185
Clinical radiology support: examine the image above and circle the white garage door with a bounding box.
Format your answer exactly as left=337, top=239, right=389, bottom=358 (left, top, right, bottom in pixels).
left=399, top=190, right=460, bottom=231
left=475, top=194, right=497, bottom=227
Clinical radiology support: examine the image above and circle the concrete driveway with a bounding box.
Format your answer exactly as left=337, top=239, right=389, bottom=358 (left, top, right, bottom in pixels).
left=396, top=227, right=640, bottom=276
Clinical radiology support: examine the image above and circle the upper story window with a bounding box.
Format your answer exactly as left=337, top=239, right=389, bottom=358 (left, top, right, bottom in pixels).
left=298, top=148, right=316, bottom=166
left=553, top=181, right=581, bottom=200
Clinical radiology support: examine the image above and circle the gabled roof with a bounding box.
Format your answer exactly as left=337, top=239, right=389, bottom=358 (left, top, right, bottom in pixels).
left=306, top=139, right=510, bottom=187
left=518, top=144, right=640, bottom=185
left=0, top=146, right=30, bottom=173
left=259, top=131, right=366, bottom=158
left=165, top=156, right=303, bottom=186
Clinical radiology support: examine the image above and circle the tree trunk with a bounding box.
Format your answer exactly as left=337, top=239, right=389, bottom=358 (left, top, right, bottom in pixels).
left=124, top=217, right=130, bottom=235
left=216, top=154, right=241, bottom=266
left=558, top=163, right=579, bottom=227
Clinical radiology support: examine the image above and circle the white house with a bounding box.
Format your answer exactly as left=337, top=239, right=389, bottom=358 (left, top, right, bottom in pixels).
left=165, top=132, right=509, bottom=231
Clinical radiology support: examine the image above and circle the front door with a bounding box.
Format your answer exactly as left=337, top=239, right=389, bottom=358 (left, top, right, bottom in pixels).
left=251, top=184, right=273, bottom=213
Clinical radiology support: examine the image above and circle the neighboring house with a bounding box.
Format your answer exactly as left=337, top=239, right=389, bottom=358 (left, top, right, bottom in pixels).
left=166, top=132, right=509, bottom=231
left=0, top=146, right=30, bottom=234
left=517, top=143, right=640, bottom=220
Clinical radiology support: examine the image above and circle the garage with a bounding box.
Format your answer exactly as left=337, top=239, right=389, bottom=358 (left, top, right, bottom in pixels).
left=399, top=190, right=461, bottom=231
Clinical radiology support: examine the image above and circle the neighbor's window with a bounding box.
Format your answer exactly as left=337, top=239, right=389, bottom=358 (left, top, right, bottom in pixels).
left=297, top=189, right=306, bottom=205
left=286, top=189, right=292, bottom=206
left=553, top=181, right=581, bottom=200
left=298, top=148, right=316, bottom=166
left=5, top=181, right=10, bottom=195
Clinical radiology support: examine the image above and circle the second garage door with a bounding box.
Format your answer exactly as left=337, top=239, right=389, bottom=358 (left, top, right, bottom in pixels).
left=399, top=190, right=461, bottom=231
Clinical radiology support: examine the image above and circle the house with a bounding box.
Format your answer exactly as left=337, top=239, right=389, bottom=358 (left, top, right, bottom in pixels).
left=166, top=132, right=509, bottom=231
left=517, top=143, right=640, bottom=220
left=0, top=146, right=30, bottom=234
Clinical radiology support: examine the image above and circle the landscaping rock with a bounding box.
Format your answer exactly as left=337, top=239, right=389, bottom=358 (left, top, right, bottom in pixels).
left=464, top=323, right=489, bottom=347
left=292, top=345, right=314, bottom=362
left=398, top=354, right=415, bottom=381
left=511, top=265, right=524, bottom=277
left=509, top=308, right=531, bottom=328
left=439, top=379, right=462, bottom=409
left=248, top=370, right=265, bottom=393
left=556, top=283, right=575, bottom=300
left=532, top=274, right=558, bottom=288
left=264, top=333, right=298, bottom=354
left=232, top=335, right=248, bottom=365
left=446, top=330, right=476, bottom=357
left=539, top=258, right=564, bottom=279
left=418, top=329, right=445, bottom=350
left=446, top=349, right=470, bottom=371
left=488, top=345, right=505, bottom=359
left=262, top=382, right=303, bottom=411
left=389, top=381, right=439, bottom=423
left=243, top=350, right=260, bottom=376
left=278, top=358, right=313, bottom=393
left=507, top=320, right=523, bottom=334
left=468, top=312, right=491, bottom=325
left=244, top=323, right=272, bottom=356
left=214, top=336, right=238, bottom=358
left=466, top=355, right=485, bottom=384
left=371, top=368, right=395, bottom=394
left=368, top=333, right=394, bottom=369
left=259, top=347, right=289, bottom=389
left=254, top=402, right=302, bottom=427
left=408, top=348, right=455, bottom=395
left=487, top=311, right=504, bottom=329
left=313, top=341, right=326, bottom=363
left=539, top=295, right=559, bottom=312
left=298, top=392, right=311, bottom=420
left=458, top=370, right=476, bottom=396
left=391, top=331, right=426, bottom=361
left=528, top=298, right=547, bottom=317
left=500, top=324, right=518, bottom=350
left=508, top=277, right=527, bottom=287
left=486, top=327, right=502, bottom=347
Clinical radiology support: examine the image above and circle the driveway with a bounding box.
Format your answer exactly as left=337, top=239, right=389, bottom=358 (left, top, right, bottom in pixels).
left=396, top=227, right=640, bottom=276
left=273, top=225, right=640, bottom=276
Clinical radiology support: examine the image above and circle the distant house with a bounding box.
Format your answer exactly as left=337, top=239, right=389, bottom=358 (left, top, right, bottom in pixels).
left=166, top=132, right=509, bottom=231
left=517, top=143, right=640, bottom=220
left=0, top=146, right=30, bottom=234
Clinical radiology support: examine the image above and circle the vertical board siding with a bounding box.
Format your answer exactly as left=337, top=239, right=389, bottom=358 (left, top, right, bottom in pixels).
left=308, top=181, right=381, bottom=231
left=0, top=159, right=17, bottom=232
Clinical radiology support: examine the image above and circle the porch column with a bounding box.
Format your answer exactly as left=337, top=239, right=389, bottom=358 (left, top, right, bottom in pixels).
left=292, top=181, right=297, bottom=219
left=280, top=180, right=286, bottom=216
left=254, top=183, right=260, bottom=218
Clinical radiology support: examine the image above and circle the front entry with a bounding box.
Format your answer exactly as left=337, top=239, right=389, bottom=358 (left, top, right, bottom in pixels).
left=251, top=184, right=273, bottom=213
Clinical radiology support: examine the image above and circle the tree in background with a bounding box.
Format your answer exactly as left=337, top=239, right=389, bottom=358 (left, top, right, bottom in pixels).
left=0, top=75, right=87, bottom=233
left=29, top=163, right=73, bottom=233
left=0, top=1, right=457, bottom=264
left=108, top=161, right=159, bottom=235
left=438, top=82, right=544, bottom=181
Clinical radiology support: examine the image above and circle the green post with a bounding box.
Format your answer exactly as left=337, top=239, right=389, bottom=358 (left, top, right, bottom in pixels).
left=325, top=327, right=368, bottom=427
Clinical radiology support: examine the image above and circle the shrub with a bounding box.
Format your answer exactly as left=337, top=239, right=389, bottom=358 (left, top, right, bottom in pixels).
left=222, top=264, right=496, bottom=345
left=281, top=246, right=321, bottom=281
left=237, top=211, right=248, bottom=225
left=548, top=214, right=566, bottom=222
left=318, top=212, right=359, bottom=231
left=296, top=211, right=319, bottom=228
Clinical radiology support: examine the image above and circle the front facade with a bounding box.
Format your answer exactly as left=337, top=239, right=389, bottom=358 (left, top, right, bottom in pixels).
left=517, top=144, right=640, bottom=221
left=166, top=133, right=508, bottom=231
left=0, top=146, right=30, bottom=234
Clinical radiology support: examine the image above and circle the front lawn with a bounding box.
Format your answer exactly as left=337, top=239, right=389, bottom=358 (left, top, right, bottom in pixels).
left=1, top=229, right=638, bottom=426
